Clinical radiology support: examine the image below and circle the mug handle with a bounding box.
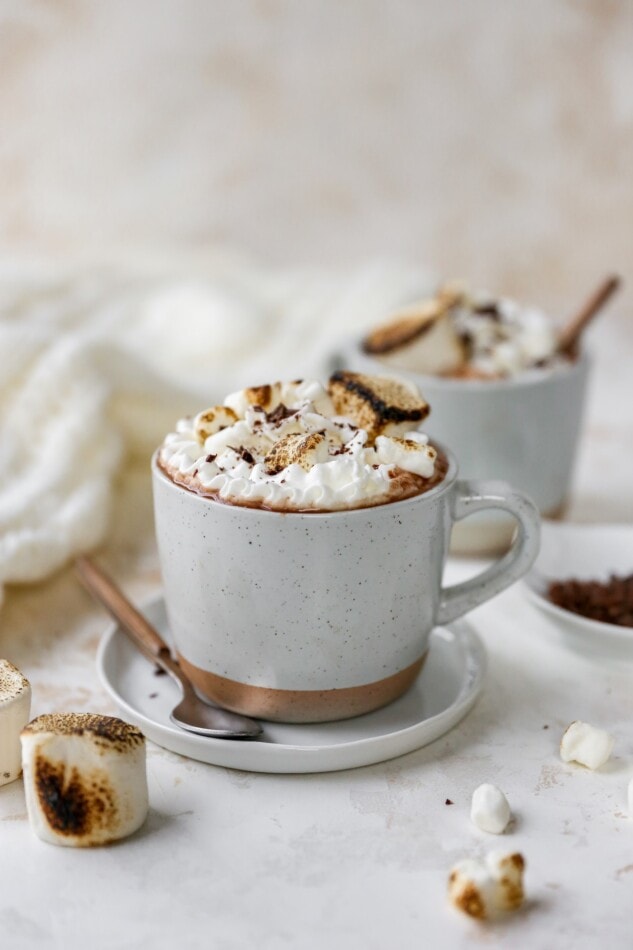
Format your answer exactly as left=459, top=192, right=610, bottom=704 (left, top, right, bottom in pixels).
left=437, top=480, right=540, bottom=625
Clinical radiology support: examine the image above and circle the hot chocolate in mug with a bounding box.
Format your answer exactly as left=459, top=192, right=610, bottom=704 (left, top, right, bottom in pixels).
left=152, top=445, right=539, bottom=723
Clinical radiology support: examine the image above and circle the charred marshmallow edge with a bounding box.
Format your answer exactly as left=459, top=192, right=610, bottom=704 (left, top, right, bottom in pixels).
left=21, top=714, right=148, bottom=847
left=0, top=660, right=31, bottom=786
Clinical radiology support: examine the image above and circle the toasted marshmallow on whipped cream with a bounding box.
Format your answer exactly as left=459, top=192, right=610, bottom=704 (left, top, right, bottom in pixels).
left=158, top=373, right=442, bottom=511
left=364, top=282, right=561, bottom=379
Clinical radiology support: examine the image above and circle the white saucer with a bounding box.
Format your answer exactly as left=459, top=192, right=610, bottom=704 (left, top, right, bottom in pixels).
left=97, top=598, right=486, bottom=774
left=522, top=522, right=633, bottom=660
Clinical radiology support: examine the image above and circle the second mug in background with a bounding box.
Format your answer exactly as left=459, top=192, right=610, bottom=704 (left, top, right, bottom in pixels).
left=339, top=344, right=589, bottom=554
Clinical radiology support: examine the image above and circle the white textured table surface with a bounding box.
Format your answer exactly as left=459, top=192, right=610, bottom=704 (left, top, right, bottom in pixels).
left=1, top=460, right=632, bottom=950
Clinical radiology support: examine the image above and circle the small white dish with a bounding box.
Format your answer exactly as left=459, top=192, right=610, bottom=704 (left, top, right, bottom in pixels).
left=522, top=523, right=633, bottom=660
left=97, top=598, right=486, bottom=774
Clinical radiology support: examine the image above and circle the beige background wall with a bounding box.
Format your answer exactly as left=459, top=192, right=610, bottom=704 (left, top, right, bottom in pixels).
left=1, top=0, right=632, bottom=312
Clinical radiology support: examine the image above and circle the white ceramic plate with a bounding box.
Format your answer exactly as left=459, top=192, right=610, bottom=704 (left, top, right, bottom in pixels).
left=97, top=598, right=486, bottom=774
left=522, top=523, right=633, bottom=660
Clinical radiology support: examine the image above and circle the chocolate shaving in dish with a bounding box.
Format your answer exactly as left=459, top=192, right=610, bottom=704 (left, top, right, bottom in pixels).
left=547, top=574, right=633, bottom=627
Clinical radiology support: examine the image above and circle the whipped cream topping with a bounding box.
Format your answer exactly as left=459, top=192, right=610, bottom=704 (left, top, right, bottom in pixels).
left=158, top=377, right=439, bottom=511
left=452, top=290, right=560, bottom=377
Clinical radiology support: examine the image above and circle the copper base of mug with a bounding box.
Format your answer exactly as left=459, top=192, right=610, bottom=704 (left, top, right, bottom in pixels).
left=177, top=653, right=428, bottom=724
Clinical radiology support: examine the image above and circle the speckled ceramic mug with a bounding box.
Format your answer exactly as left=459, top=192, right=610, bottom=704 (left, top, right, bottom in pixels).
left=152, top=447, right=539, bottom=723
left=339, top=341, right=589, bottom=555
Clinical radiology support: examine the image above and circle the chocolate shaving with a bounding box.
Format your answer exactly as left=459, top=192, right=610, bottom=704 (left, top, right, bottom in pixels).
left=266, top=403, right=296, bottom=424
left=547, top=574, right=633, bottom=627
left=205, top=454, right=217, bottom=463
left=473, top=302, right=501, bottom=320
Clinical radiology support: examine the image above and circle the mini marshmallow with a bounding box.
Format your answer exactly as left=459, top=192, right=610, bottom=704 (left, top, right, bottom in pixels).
left=264, top=432, right=330, bottom=473
left=374, top=435, right=436, bottom=478
left=193, top=405, right=238, bottom=443
left=560, top=720, right=614, bottom=770
left=448, top=851, right=525, bottom=919
left=470, top=784, right=511, bottom=835
left=0, top=660, right=31, bottom=786
left=21, top=713, right=148, bottom=847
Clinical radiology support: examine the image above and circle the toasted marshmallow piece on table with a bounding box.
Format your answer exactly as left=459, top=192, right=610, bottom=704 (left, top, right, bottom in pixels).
left=0, top=660, right=31, bottom=786
left=560, top=721, right=614, bottom=770
left=328, top=371, right=430, bottom=441
left=471, top=784, right=511, bottom=834
left=448, top=851, right=525, bottom=919
left=21, top=713, right=148, bottom=847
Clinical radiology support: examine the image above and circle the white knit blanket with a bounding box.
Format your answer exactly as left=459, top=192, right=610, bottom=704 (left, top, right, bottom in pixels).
left=0, top=256, right=430, bottom=607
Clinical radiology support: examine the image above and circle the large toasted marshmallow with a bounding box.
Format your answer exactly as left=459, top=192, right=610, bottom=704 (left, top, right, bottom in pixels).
left=0, top=660, right=31, bottom=786
left=448, top=851, right=525, bottom=919
left=327, top=371, right=429, bottom=441
left=365, top=296, right=467, bottom=376
left=560, top=721, right=614, bottom=770
left=21, top=713, right=148, bottom=847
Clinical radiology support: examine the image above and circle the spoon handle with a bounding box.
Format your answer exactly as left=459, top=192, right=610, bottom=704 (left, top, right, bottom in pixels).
left=75, top=556, right=170, bottom=661
left=557, top=274, right=621, bottom=355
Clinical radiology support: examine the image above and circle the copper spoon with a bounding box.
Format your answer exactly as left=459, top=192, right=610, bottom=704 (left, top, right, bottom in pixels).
left=75, top=556, right=263, bottom=740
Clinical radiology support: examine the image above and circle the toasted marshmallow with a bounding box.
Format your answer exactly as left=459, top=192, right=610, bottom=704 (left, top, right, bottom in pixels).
left=0, top=660, right=31, bottom=787
left=448, top=851, right=525, bottom=919
left=21, top=713, right=148, bottom=847
left=225, top=379, right=335, bottom=419
left=193, top=406, right=238, bottom=443
left=264, top=432, right=330, bottom=474
left=365, top=291, right=467, bottom=376
left=328, top=371, right=429, bottom=441
left=560, top=721, right=614, bottom=770
left=471, top=783, right=511, bottom=835
left=374, top=434, right=436, bottom=478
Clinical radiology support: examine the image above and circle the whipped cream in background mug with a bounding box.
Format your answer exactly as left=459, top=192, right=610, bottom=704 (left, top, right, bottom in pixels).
left=153, top=373, right=540, bottom=723
left=343, top=287, right=590, bottom=555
